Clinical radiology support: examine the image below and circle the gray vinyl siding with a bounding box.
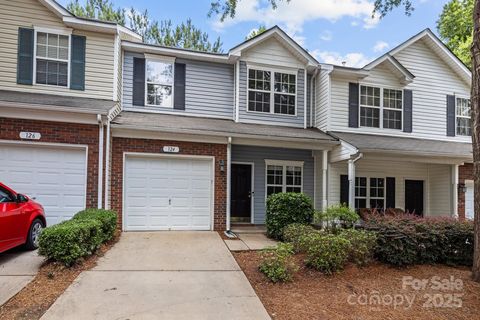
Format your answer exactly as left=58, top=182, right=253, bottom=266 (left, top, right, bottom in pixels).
left=238, top=61, right=305, bottom=127
left=123, top=52, right=234, bottom=118
left=231, top=145, right=314, bottom=224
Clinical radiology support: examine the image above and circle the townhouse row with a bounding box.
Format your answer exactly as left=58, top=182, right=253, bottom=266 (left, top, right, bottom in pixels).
left=0, top=0, right=473, bottom=231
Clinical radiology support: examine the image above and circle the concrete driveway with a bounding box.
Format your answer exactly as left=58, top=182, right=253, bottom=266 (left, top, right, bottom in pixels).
left=0, top=249, right=45, bottom=306
left=41, top=232, right=270, bottom=320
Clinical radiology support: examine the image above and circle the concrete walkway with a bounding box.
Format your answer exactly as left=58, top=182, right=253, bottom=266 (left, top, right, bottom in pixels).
left=225, top=233, right=278, bottom=251
left=41, top=232, right=270, bottom=320
left=0, top=249, right=45, bottom=306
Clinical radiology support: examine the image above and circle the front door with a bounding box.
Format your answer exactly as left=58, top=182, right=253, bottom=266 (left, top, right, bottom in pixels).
left=405, top=180, right=424, bottom=216
left=231, top=164, right=252, bottom=223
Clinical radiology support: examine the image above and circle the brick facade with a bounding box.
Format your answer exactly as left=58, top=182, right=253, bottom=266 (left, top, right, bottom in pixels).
left=458, top=163, right=474, bottom=220
left=110, top=137, right=227, bottom=231
left=0, top=117, right=100, bottom=208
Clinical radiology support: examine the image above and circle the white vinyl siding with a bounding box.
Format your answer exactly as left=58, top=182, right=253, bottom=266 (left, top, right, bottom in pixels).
left=315, top=69, right=330, bottom=131
left=0, top=0, right=115, bottom=99
left=241, top=37, right=306, bottom=69
left=328, top=159, right=453, bottom=217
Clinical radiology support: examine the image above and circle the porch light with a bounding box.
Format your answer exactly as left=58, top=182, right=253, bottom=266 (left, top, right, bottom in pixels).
left=458, top=183, right=467, bottom=193
left=219, top=160, right=225, bottom=172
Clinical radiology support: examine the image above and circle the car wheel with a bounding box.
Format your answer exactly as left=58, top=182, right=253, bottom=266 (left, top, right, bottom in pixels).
left=25, top=218, right=44, bottom=250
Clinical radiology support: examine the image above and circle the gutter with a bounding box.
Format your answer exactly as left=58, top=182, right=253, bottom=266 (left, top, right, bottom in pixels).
left=226, top=137, right=232, bottom=231
left=97, top=114, right=104, bottom=209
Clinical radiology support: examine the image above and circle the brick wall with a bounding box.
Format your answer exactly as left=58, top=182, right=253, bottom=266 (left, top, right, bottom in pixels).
left=0, top=117, right=100, bottom=208
left=458, top=163, right=474, bottom=220
left=110, top=137, right=227, bottom=231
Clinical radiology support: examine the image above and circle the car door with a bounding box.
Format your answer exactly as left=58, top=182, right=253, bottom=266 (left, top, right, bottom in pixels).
left=0, top=186, right=25, bottom=251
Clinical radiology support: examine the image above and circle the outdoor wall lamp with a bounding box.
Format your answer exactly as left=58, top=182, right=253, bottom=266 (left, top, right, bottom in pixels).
left=219, top=160, right=225, bottom=172
left=458, top=183, right=467, bottom=193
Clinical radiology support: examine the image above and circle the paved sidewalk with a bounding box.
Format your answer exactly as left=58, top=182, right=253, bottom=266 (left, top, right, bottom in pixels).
left=0, top=250, right=45, bottom=306
left=225, top=233, right=278, bottom=251
left=41, top=232, right=270, bottom=320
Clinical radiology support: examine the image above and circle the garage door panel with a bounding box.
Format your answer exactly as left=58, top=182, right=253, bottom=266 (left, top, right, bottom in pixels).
left=124, top=156, right=212, bottom=231
left=0, top=144, right=87, bottom=226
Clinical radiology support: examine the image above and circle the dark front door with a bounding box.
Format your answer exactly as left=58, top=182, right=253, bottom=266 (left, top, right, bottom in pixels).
left=231, top=164, right=252, bottom=223
left=405, top=180, right=424, bottom=216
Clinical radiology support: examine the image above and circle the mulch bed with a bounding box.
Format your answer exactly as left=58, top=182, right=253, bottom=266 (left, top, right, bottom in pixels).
left=0, top=232, right=120, bottom=320
left=234, top=251, right=480, bottom=320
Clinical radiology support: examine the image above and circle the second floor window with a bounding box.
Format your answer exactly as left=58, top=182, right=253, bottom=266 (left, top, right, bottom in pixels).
left=248, top=68, right=296, bottom=115
left=456, top=97, right=471, bottom=136
left=360, top=85, right=403, bottom=130
left=35, top=32, right=69, bottom=87
left=146, top=60, right=174, bottom=107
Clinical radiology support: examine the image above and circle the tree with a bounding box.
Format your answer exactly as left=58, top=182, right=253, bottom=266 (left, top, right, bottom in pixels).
left=209, top=0, right=480, bottom=282
left=67, top=0, right=223, bottom=52
left=437, top=0, right=474, bottom=68
left=246, top=25, right=267, bottom=40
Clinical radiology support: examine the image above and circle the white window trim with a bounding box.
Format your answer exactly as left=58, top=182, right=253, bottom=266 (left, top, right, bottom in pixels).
left=359, top=84, right=403, bottom=131
left=265, top=160, right=304, bottom=199
left=455, top=95, right=471, bottom=136
left=247, top=66, right=298, bottom=117
left=144, top=57, right=175, bottom=108
left=33, top=27, right=72, bottom=88
left=354, top=176, right=386, bottom=210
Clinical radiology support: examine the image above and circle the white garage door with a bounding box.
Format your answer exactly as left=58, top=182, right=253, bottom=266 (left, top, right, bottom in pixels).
left=0, top=143, right=87, bottom=226
left=465, top=180, right=474, bottom=220
left=124, top=155, right=213, bottom=231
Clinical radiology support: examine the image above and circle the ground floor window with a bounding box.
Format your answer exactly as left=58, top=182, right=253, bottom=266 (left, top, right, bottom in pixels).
left=266, top=160, right=303, bottom=197
left=354, top=176, right=385, bottom=211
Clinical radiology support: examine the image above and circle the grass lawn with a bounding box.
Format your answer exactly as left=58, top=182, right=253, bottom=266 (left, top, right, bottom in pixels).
left=234, top=251, right=480, bottom=320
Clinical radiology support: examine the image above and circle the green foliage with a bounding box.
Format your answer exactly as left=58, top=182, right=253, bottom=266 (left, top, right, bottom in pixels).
left=282, top=223, right=318, bottom=253
left=246, top=25, right=268, bottom=40
left=38, top=209, right=117, bottom=266
left=339, top=229, right=377, bottom=267
left=315, top=204, right=359, bottom=230
left=365, top=216, right=474, bottom=267
left=437, top=0, right=473, bottom=68
left=373, top=0, right=414, bottom=18
left=258, top=243, right=298, bottom=282
left=304, top=233, right=351, bottom=274
left=67, top=1, right=223, bottom=52
left=209, top=0, right=290, bottom=22
left=266, top=193, right=314, bottom=240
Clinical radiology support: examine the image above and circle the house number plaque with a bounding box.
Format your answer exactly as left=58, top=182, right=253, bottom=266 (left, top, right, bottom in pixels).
left=163, top=146, right=180, bottom=153
left=19, top=132, right=41, bottom=140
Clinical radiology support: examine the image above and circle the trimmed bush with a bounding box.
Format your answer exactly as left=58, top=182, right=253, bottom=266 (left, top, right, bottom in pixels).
left=364, top=215, right=474, bottom=267
left=282, top=223, right=317, bottom=253
left=259, top=243, right=298, bottom=282
left=305, top=233, right=351, bottom=274
left=315, top=204, right=359, bottom=230
left=266, top=193, right=314, bottom=240
left=38, top=209, right=117, bottom=266
left=339, top=229, right=377, bottom=267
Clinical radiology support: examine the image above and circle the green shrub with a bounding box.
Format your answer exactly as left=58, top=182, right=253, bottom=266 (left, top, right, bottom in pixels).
left=38, top=209, right=118, bottom=266
left=73, top=209, right=117, bottom=242
left=364, top=216, right=474, bottom=267
left=259, top=243, right=298, bottom=282
left=282, top=223, right=317, bottom=253
left=266, top=193, right=314, bottom=240
left=339, top=229, right=377, bottom=267
left=315, top=204, right=359, bottom=230
left=304, top=233, right=351, bottom=274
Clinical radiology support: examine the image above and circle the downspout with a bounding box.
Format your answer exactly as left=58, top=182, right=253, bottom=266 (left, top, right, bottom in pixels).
left=226, top=137, right=232, bottom=232
left=97, top=114, right=104, bottom=209
left=348, top=153, right=363, bottom=209
left=310, top=69, right=319, bottom=128
left=104, top=118, right=111, bottom=209
left=304, top=69, right=308, bottom=129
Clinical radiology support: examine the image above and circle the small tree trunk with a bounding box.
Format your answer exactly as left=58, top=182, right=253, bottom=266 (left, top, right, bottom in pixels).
left=472, top=0, right=480, bottom=282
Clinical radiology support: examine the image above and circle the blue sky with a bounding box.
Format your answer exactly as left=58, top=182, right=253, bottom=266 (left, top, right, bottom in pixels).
left=57, top=0, right=450, bottom=67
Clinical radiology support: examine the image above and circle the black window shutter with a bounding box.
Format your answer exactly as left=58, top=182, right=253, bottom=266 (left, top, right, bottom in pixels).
left=17, top=28, right=34, bottom=85
left=70, top=35, right=86, bottom=90
left=403, top=89, right=413, bottom=133
left=386, top=177, right=396, bottom=209
left=132, top=57, right=145, bottom=106
left=446, top=95, right=456, bottom=137
left=348, top=83, right=359, bottom=128
left=174, top=63, right=186, bottom=110
left=340, top=175, right=349, bottom=206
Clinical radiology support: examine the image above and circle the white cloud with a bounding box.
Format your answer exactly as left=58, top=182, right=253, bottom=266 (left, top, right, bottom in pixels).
left=212, top=0, right=380, bottom=35
left=320, top=31, right=333, bottom=41
left=311, top=50, right=372, bottom=68
left=373, top=41, right=389, bottom=52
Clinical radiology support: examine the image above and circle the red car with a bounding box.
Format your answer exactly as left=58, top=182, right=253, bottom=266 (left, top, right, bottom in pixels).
left=0, top=183, right=46, bottom=253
